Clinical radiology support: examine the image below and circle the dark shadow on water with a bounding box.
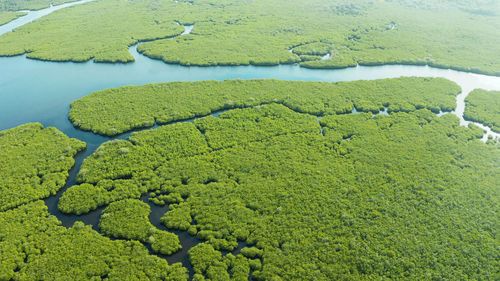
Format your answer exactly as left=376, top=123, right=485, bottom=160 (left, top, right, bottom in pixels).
left=44, top=139, right=105, bottom=230
left=140, top=195, right=200, bottom=279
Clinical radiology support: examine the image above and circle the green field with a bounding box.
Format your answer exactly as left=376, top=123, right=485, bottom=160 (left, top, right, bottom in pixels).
left=69, top=78, right=460, bottom=136
left=464, top=89, right=500, bottom=133
left=0, top=0, right=498, bottom=74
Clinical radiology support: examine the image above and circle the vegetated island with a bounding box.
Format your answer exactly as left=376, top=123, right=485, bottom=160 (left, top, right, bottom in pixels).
left=0, top=0, right=498, bottom=75
left=69, top=77, right=460, bottom=136
left=0, top=123, right=188, bottom=280
left=464, top=89, right=500, bottom=133
left=56, top=78, right=499, bottom=280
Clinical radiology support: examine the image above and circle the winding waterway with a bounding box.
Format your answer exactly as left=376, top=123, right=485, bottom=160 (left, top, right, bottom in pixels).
left=0, top=3, right=499, bottom=277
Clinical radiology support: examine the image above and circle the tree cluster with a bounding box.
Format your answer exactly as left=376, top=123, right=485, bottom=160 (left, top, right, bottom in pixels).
left=0, top=123, right=85, bottom=211
left=464, top=89, right=500, bottom=133
left=69, top=78, right=459, bottom=136
left=0, top=0, right=498, bottom=75
left=99, top=198, right=182, bottom=255
left=0, top=200, right=188, bottom=280
left=61, top=100, right=498, bottom=280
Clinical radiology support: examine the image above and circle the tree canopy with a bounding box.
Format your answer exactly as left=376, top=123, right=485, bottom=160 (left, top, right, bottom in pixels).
left=1, top=79, right=498, bottom=280
left=464, top=89, right=500, bottom=133
left=60, top=101, right=499, bottom=280
left=0, top=200, right=188, bottom=281
left=69, top=78, right=460, bottom=136
left=0, top=123, right=85, bottom=211
left=0, top=0, right=498, bottom=75
left=100, top=198, right=182, bottom=255
left=0, top=124, right=188, bottom=280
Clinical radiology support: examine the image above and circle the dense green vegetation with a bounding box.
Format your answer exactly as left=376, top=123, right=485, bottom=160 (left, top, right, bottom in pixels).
left=60, top=97, right=498, bottom=279
left=0, top=200, right=188, bottom=280
left=0, top=0, right=79, bottom=25
left=0, top=123, right=85, bottom=211
left=196, top=104, right=319, bottom=150
left=0, top=0, right=78, bottom=11
left=69, top=78, right=460, bottom=136
left=0, top=0, right=498, bottom=74
left=188, top=243, right=262, bottom=280
left=390, top=0, right=500, bottom=15
left=2, top=78, right=498, bottom=279
left=464, top=89, right=500, bottom=132
left=100, top=199, right=182, bottom=255
left=58, top=122, right=211, bottom=213
left=0, top=125, right=187, bottom=280
left=0, top=11, right=26, bottom=25
left=0, top=0, right=184, bottom=62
